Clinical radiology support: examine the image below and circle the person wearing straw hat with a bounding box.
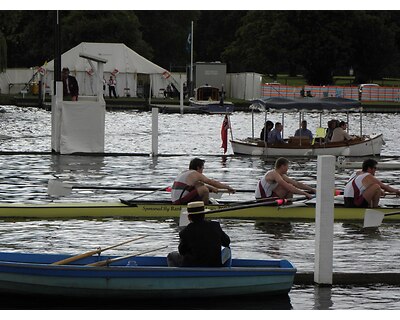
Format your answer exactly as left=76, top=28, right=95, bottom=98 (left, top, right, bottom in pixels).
left=167, top=201, right=231, bottom=267
left=171, top=158, right=235, bottom=205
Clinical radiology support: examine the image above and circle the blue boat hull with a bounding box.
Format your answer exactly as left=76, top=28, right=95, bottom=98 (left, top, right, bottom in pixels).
left=0, top=252, right=296, bottom=299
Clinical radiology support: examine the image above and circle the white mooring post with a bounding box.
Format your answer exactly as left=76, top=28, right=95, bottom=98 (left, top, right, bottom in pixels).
left=151, top=107, right=159, bottom=156
left=314, top=155, right=335, bottom=285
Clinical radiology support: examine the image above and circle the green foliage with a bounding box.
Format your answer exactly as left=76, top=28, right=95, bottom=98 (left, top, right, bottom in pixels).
left=2, top=10, right=400, bottom=85
left=0, top=31, right=6, bottom=72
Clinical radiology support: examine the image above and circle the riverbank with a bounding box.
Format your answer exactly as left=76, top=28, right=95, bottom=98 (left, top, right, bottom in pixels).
left=2, top=94, right=400, bottom=113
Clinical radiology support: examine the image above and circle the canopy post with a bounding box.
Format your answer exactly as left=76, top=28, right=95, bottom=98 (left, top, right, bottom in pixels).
left=251, top=108, right=254, bottom=139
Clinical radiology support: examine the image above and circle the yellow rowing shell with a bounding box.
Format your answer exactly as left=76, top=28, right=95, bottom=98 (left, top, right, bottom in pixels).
left=0, top=201, right=399, bottom=221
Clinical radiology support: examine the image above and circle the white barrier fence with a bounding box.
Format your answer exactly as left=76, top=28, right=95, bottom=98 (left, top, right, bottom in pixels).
left=261, top=84, right=400, bottom=102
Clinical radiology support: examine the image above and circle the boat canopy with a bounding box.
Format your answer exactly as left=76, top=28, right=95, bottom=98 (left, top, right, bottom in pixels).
left=250, top=97, right=361, bottom=113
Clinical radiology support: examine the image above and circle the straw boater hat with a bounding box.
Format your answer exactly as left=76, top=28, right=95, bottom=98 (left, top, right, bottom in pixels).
left=187, top=201, right=208, bottom=214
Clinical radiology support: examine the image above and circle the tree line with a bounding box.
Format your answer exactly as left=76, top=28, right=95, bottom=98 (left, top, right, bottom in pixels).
left=1, top=10, right=400, bottom=85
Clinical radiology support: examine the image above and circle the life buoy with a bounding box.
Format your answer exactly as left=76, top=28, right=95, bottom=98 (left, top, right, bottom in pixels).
left=86, top=68, right=94, bottom=76
left=162, top=71, right=171, bottom=79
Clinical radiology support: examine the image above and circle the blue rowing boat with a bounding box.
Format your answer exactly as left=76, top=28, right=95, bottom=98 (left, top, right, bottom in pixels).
left=0, top=252, right=296, bottom=299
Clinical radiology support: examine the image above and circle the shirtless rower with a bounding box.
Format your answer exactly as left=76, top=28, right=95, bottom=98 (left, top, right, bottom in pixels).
left=255, top=157, right=315, bottom=200
left=171, top=158, right=235, bottom=205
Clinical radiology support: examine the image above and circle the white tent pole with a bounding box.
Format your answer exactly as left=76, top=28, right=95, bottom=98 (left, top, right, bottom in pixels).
left=190, top=21, right=194, bottom=96
left=180, top=74, right=184, bottom=115
left=149, top=75, right=152, bottom=105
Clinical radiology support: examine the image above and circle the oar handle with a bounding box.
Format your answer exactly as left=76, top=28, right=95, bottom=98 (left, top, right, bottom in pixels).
left=51, top=249, right=100, bottom=266
left=51, top=235, right=147, bottom=265
left=201, top=197, right=303, bottom=216
left=86, top=246, right=169, bottom=267
left=385, top=212, right=400, bottom=217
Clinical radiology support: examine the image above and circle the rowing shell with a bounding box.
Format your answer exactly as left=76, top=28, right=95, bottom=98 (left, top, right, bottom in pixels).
left=1, top=201, right=400, bottom=221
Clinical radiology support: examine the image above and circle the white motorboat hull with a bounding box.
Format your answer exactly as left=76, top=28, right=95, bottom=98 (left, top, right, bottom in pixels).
left=231, top=134, right=384, bottom=157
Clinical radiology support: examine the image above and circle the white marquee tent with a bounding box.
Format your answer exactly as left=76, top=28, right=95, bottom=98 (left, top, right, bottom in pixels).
left=45, top=42, right=172, bottom=98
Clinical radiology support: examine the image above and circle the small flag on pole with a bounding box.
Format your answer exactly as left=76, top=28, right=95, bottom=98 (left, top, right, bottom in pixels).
left=221, top=115, right=230, bottom=154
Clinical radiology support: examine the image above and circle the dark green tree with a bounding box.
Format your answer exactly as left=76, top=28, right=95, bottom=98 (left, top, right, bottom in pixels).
left=61, top=11, right=152, bottom=59
left=349, top=11, right=399, bottom=83
left=195, top=11, right=246, bottom=65
left=0, top=31, right=6, bottom=72
left=135, top=11, right=200, bottom=70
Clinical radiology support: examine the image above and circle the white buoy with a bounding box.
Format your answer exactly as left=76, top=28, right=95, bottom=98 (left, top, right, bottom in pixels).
left=314, top=155, right=335, bottom=285
left=151, top=107, right=159, bottom=156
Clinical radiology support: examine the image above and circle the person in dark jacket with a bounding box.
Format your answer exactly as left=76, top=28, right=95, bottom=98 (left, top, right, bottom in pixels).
left=167, top=201, right=231, bottom=267
left=61, top=67, right=79, bottom=101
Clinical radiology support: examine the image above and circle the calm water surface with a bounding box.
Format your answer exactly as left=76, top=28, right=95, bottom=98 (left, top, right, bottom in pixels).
left=0, top=105, right=399, bottom=310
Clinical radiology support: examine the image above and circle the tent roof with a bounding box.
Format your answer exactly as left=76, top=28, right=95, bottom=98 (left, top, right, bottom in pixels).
left=251, top=97, right=361, bottom=112
left=46, top=42, right=167, bottom=74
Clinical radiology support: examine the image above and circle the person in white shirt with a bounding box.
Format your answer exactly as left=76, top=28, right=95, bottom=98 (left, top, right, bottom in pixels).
left=108, top=76, right=117, bottom=98
left=330, top=121, right=354, bottom=142
left=344, top=158, right=400, bottom=208
left=255, top=157, right=315, bottom=200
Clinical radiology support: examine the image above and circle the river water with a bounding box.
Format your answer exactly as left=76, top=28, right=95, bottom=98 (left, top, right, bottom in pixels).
left=0, top=104, right=399, bottom=310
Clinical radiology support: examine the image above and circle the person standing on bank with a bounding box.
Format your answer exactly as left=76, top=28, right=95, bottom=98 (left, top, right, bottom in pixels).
left=167, top=201, right=231, bottom=267
left=171, top=158, right=235, bottom=205
left=108, top=75, right=117, bottom=98
left=255, top=157, right=315, bottom=200
left=61, top=67, right=79, bottom=101
left=343, top=158, right=400, bottom=208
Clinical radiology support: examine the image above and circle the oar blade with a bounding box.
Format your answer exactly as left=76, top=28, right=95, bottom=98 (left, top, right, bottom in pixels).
left=47, top=179, right=73, bottom=197
left=363, top=209, right=385, bottom=228
left=179, top=208, right=190, bottom=227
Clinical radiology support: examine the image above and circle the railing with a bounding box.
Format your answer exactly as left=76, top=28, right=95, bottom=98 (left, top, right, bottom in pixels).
left=261, top=84, right=400, bottom=102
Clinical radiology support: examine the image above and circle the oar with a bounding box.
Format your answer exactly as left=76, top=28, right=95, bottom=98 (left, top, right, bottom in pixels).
left=179, top=196, right=310, bottom=227
left=51, top=235, right=147, bottom=265
left=48, top=179, right=172, bottom=197
left=86, top=246, right=169, bottom=267
left=363, top=209, right=400, bottom=228
left=334, top=190, right=398, bottom=197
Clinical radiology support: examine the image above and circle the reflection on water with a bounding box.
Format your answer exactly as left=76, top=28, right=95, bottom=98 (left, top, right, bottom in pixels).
left=1, top=106, right=400, bottom=309
left=50, top=155, right=106, bottom=175
left=0, top=293, right=293, bottom=310
left=313, top=286, right=333, bottom=310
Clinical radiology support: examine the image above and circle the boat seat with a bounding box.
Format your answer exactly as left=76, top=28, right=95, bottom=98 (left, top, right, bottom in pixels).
left=288, top=136, right=311, bottom=145
left=312, top=127, right=327, bottom=145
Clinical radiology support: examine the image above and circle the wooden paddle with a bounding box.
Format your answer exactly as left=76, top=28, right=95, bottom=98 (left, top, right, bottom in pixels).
left=363, top=209, right=400, bottom=228
left=179, top=196, right=310, bottom=227
left=51, top=235, right=147, bottom=265
left=86, top=245, right=169, bottom=267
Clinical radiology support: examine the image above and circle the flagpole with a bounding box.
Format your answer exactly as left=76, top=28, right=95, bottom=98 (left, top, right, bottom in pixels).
left=190, top=20, right=194, bottom=96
